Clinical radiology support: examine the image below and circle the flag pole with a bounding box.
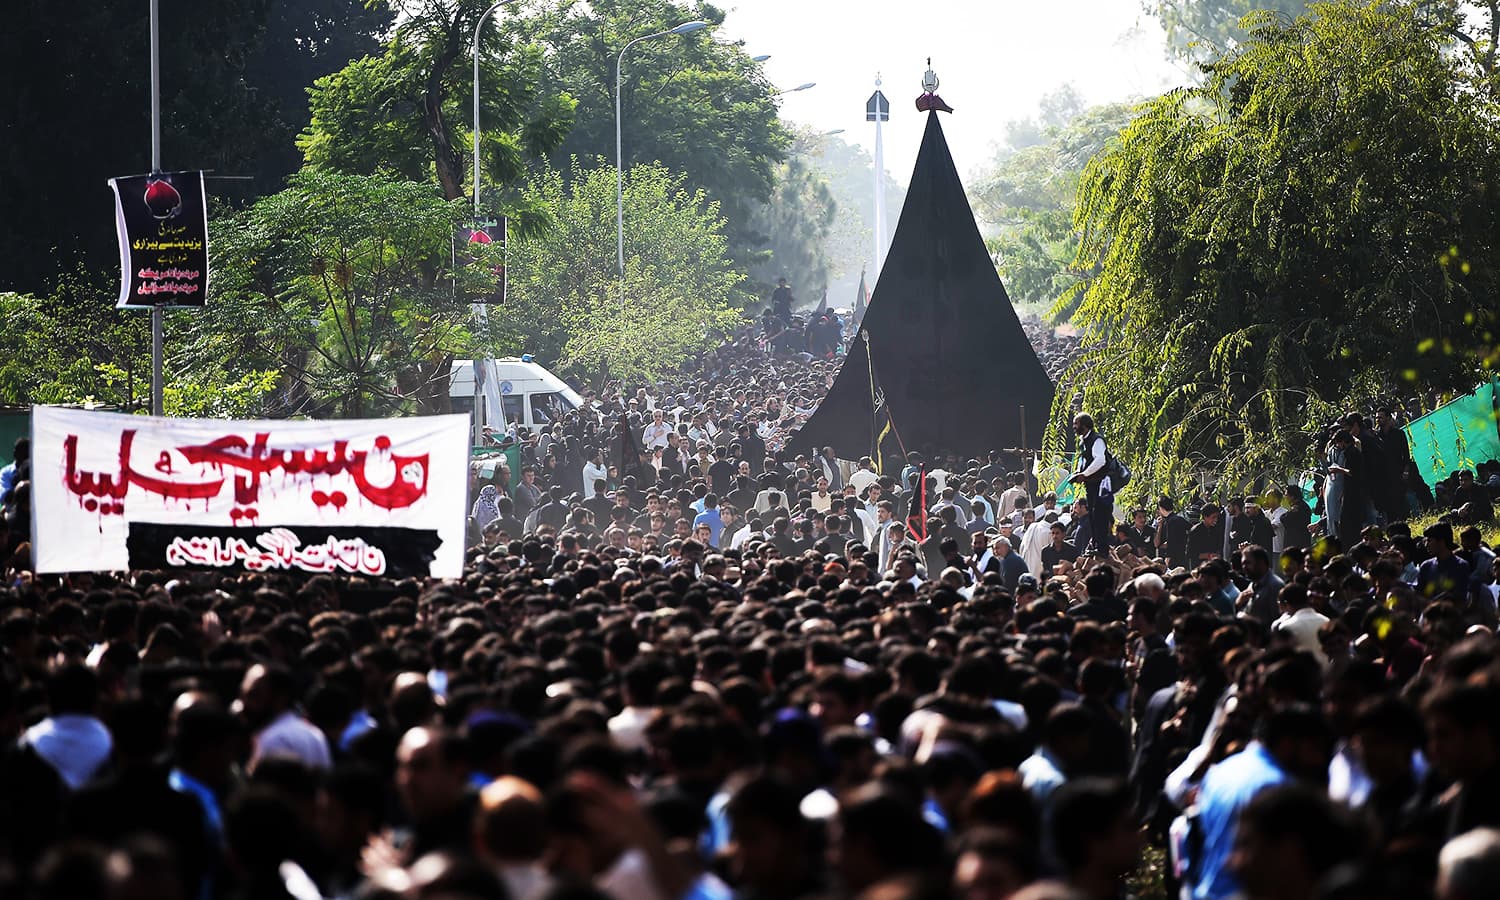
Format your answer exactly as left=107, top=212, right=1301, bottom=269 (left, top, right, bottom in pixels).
left=865, top=332, right=878, bottom=473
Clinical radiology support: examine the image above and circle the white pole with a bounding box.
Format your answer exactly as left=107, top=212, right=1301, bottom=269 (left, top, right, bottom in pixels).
left=616, top=42, right=628, bottom=303
left=149, top=0, right=163, bottom=417
left=615, top=24, right=706, bottom=310
left=872, top=76, right=887, bottom=282
left=473, top=0, right=512, bottom=214
left=470, top=2, right=510, bottom=444
left=619, top=36, right=665, bottom=309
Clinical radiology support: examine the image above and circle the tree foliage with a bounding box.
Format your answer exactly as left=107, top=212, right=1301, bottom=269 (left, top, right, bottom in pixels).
left=1145, top=0, right=1314, bottom=68
left=1054, top=1, right=1500, bottom=496
left=1148, top=0, right=1500, bottom=88
left=516, top=0, right=789, bottom=273
left=974, top=96, right=1137, bottom=309
left=183, top=170, right=494, bottom=417
left=299, top=0, right=577, bottom=209
left=745, top=131, right=840, bottom=302
left=0, top=0, right=395, bottom=293
left=0, top=274, right=277, bottom=418
left=244, top=0, right=395, bottom=192
left=501, top=161, right=743, bottom=386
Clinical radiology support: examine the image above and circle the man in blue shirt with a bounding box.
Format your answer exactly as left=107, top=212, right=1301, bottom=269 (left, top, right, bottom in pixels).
left=1190, top=704, right=1332, bottom=900
left=693, top=494, right=726, bottom=548
left=0, top=436, right=27, bottom=503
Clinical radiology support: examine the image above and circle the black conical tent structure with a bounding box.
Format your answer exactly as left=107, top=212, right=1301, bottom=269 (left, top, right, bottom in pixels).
left=788, top=108, right=1054, bottom=462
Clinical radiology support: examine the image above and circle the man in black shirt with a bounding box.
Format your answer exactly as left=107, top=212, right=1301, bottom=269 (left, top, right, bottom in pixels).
left=771, top=277, right=794, bottom=322
left=1226, top=498, right=1253, bottom=550
left=728, top=476, right=759, bottom=516
left=822, top=515, right=852, bottom=558
left=1122, top=508, right=1156, bottom=556
left=1279, top=484, right=1313, bottom=550
left=708, top=453, right=736, bottom=495
left=768, top=517, right=800, bottom=556
left=1042, top=522, right=1081, bottom=575
left=1187, top=504, right=1224, bottom=563
left=1070, top=568, right=1128, bottom=623
left=1454, top=469, right=1494, bottom=523
left=1155, top=497, right=1189, bottom=568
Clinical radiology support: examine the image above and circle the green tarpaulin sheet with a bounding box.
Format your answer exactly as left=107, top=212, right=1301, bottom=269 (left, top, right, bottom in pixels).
left=471, top=446, right=520, bottom=482
left=0, top=411, right=28, bottom=467
left=1404, top=379, right=1500, bottom=488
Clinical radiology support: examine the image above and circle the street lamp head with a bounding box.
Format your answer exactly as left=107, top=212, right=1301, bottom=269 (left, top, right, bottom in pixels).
left=671, top=20, right=710, bottom=34
left=752, top=54, right=771, bottom=62
left=792, top=81, right=816, bottom=92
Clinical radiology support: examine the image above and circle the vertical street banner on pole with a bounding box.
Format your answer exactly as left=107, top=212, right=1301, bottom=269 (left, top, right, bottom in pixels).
left=459, top=218, right=507, bottom=304
left=110, top=171, right=210, bottom=308
left=31, top=408, right=471, bottom=578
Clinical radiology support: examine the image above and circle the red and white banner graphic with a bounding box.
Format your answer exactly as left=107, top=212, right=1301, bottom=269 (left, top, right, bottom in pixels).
left=31, top=407, right=470, bottom=578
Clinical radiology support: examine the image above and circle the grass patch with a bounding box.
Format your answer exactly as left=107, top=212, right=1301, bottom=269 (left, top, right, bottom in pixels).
left=1406, top=511, right=1500, bottom=546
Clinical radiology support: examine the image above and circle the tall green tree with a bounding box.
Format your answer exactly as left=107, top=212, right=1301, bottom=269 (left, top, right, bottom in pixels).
left=0, top=273, right=277, bottom=418
left=182, top=171, right=495, bottom=417
left=973, top=97, right=1137, bottom=309
left=1145, top=0, right=1313, bottom=68
left=808, top=135, right=906, bottom=303
left=745, top=131, right=840, bottom=303
left=516, top=0, right=789, bottom=274
left=244, top=0, right=395, bottom=193
left=1056, top=1, right=1500, bottom=494
left=0, top=0, right=275, bottom=291
left=501, top=161, right=743, bottom=386
left=299, top=0, right=576, bottom=210
left=1148, top=0, right=1500, bottom=86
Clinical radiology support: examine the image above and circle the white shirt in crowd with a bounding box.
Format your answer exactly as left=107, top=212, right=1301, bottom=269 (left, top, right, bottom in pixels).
left=582, top=461, right=609, bottom=498
left=1273, top=606, right=1331, bottom=664
left=998, top=485, right=1029, bottom=517
left=608, top=705, right=655, bottom=753
left=642, top=420, right=672, bottom=450
left=849, top=467, right=879, bottom=495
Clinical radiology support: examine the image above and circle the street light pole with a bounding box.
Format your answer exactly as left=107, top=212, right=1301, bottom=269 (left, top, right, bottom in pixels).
left=149, top=0, right=163, bottom=416
left=473, top=0, right=515, bottom=214
left=470, top=0, right=514, bottom=447
left=773, top=81, right=816, bottom=96
left=616, top=21, right=709, bottom=308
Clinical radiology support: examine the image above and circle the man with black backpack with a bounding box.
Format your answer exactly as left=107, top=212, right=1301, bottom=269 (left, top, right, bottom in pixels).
left=1068, top=412, right=1127, bottom=557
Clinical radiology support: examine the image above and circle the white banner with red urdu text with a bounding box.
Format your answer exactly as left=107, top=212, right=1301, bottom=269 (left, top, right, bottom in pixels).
left=31, top=407, right=469, bottom=578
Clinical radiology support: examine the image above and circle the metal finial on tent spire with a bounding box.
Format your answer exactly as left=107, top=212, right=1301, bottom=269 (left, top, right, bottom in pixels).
left=916, top=58, right=952, bottom=113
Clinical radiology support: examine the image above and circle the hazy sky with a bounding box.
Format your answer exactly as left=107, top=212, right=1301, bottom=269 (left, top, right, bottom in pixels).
left=716, top=0, right=1187, bottom=184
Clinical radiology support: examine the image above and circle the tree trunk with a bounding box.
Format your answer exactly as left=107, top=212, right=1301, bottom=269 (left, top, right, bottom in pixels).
left=424, top=13, right=467, bottom=201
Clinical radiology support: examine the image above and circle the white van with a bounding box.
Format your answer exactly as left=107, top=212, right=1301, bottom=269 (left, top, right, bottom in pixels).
left=449, top=357, right=585, bottom=442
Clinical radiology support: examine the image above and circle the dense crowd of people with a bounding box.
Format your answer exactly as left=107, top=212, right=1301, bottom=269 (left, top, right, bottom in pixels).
left=1016, top=316, right=1082, bottom=383
left=5, top=298, right=1500, bottom=900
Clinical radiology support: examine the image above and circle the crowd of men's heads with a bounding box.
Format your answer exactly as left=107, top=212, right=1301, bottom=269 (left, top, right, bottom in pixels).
left=9, top=336, right=1500, bottom=900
